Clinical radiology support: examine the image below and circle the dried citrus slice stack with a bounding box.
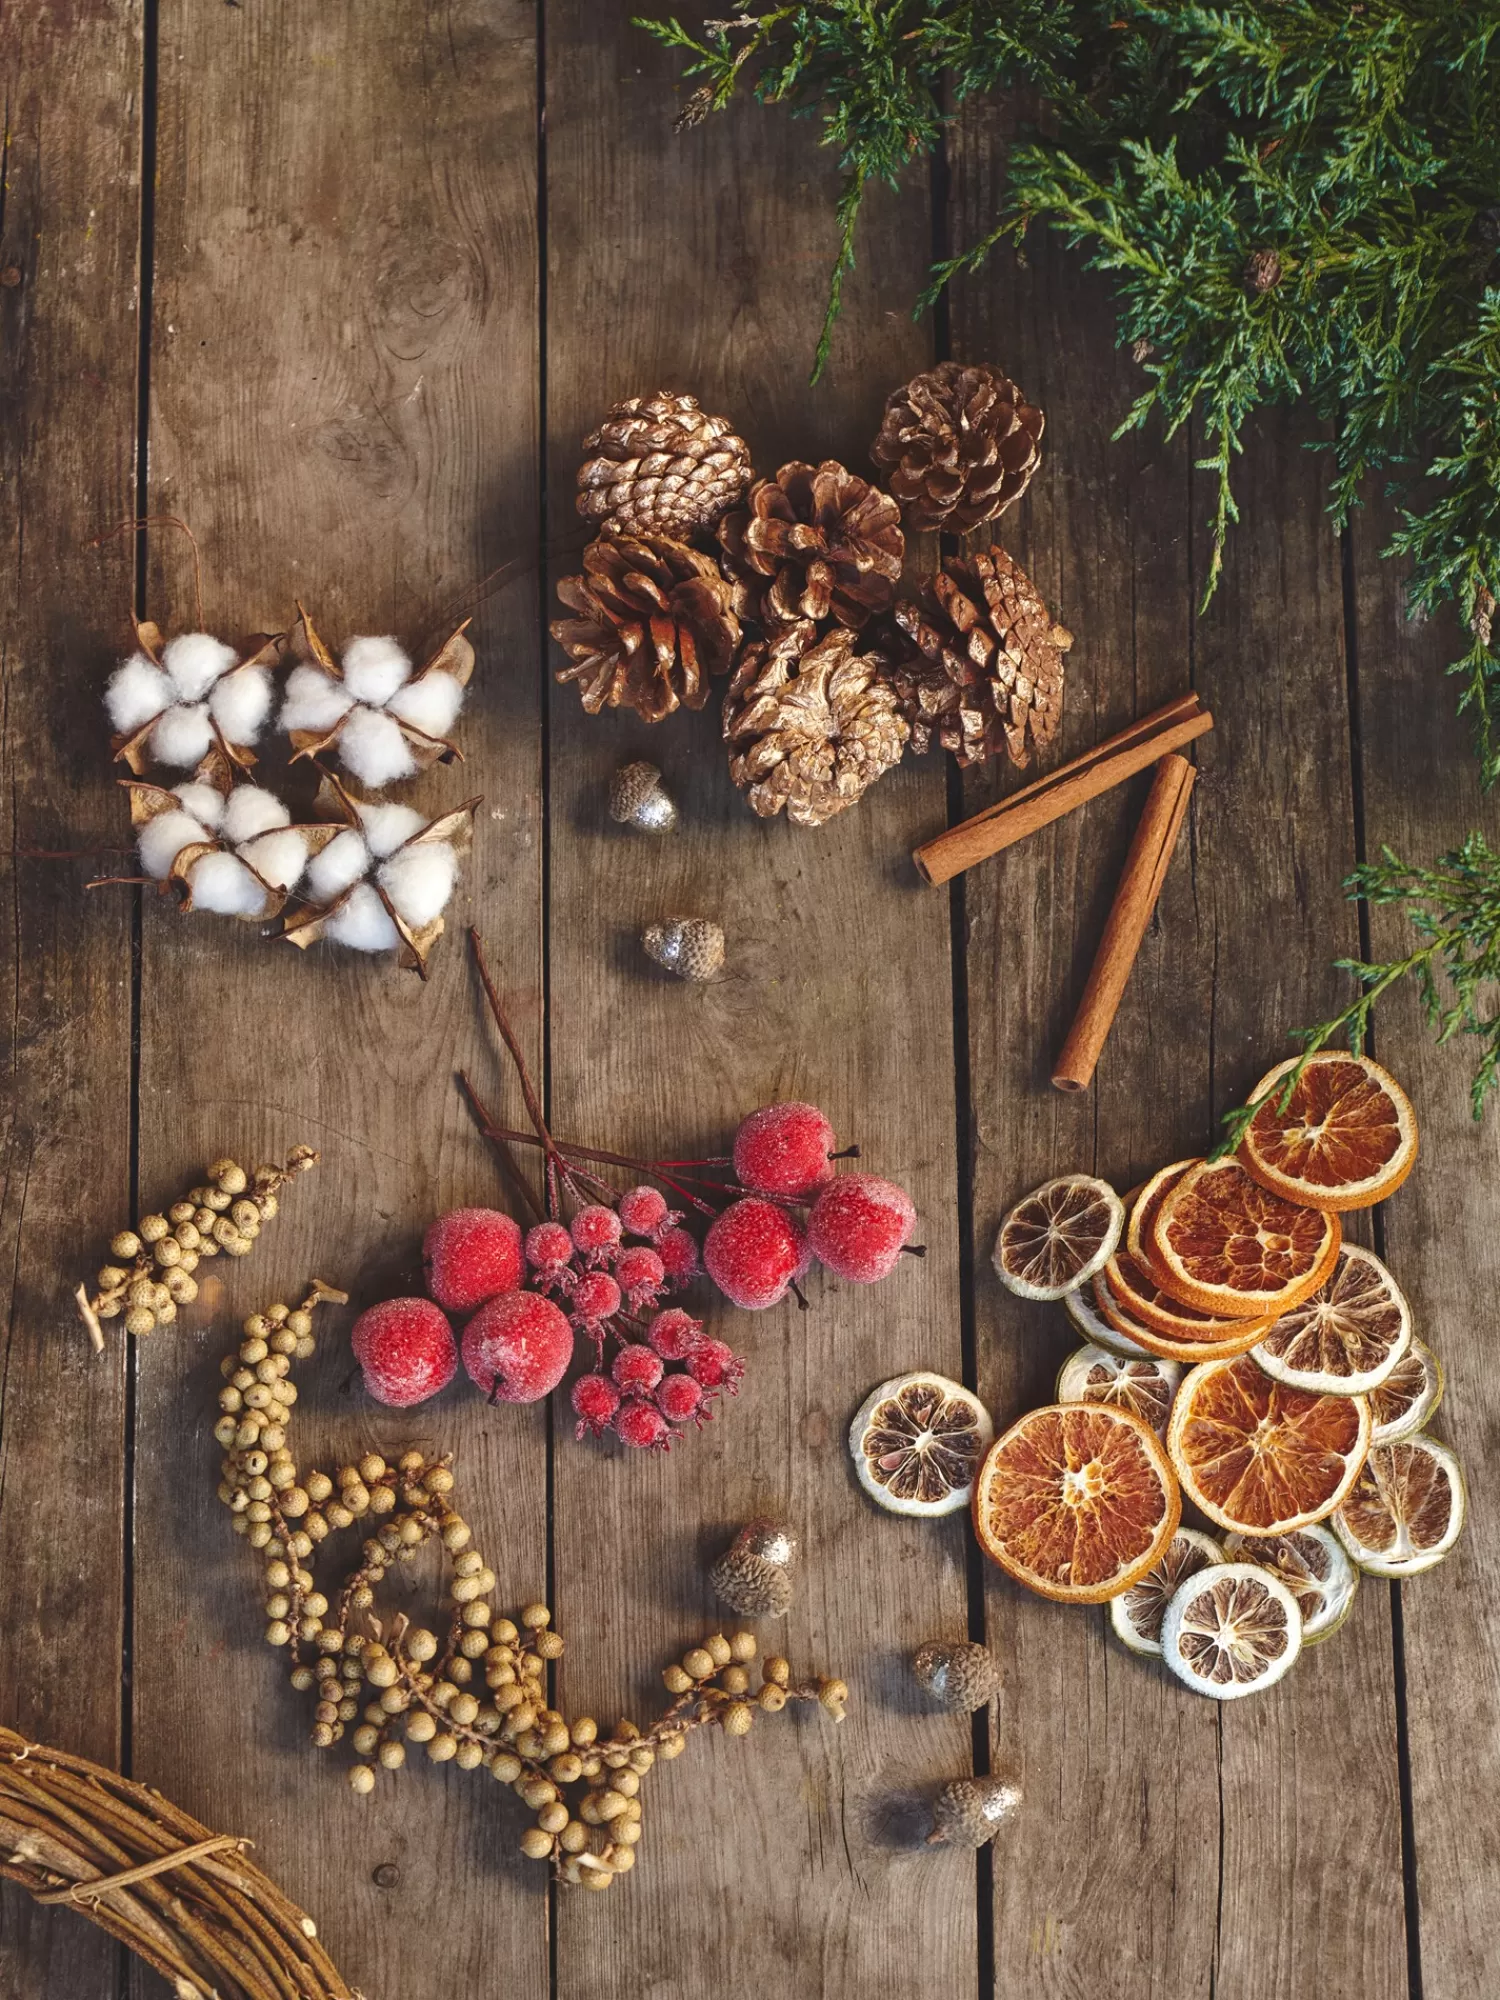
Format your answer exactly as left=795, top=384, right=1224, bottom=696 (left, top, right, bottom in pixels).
left=1064, top=1276, right=1151, bottom=1359
left=849, top=1372, right=994, bottom=1517
left=1161, top=1562, right=1303, bottom=1699
left=1369, top=1338, right=1444, bottom=1445
left=1252, top=1244, right=1411, bottom=1394
left=1333, top=1436, right=1466, bottom=1576
left=1055, top=1345, right=1181, bottom=1437
left=1166, top=1351, right=1370, bottom=1533
left=1148, top=1158, right=1341, bottom=1320
left=1240, top=1053, right=1418, bottom=1211
left=1109, top=1525, right=1223, bottom=1656
left=972, top=1402, right=1180, bottom=1603
left=993, top=1175, right=1124, bottom=1301
left=1222, top=1524, right=1359, bottom=1644
left=1102, top=1250, right=1273, bottom=1362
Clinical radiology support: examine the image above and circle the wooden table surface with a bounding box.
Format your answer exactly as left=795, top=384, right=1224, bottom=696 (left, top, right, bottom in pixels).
left=3, top=8, right=1496, bottom=1999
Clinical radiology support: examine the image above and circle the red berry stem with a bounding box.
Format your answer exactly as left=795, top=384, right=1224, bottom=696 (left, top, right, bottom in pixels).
left=467, top=929, right=578, bottom=1196
left=457, top=1108, right=722, bottom=1219
left=454, top=1072, right=545, bottom=1224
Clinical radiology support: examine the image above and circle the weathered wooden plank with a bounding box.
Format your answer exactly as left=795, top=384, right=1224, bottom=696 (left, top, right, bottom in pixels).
left=544, top=10, right=975, bottom=1990
left=129, top=7, right=546, bottom=1995
left=1351, top=515, right=1500, bottom=2000
left=0, top=2, right=141, bottom=1993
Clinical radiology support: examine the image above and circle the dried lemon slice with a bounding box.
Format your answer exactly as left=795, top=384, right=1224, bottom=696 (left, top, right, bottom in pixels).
left=993, top=1175, right=1124, bottom=1301
left=1109, top=1525, right=1224, bottom=1656
left=1162, top=1562, right=1303, bottom=1699
left=1369, top=1338, right=1444, bottom=1445
left=1333, top=1436, right=1466, bottom=1576
left=849, top=1372, right=993, bottom=1517
left=1056, top=1344, right=1181, bottom=1437
left=1252, top=1245, right=1411, bottom=1395
left=1063, top=1276, right=1151, bottom=1358
left=1222, top=1523, right=1359, bottom=1644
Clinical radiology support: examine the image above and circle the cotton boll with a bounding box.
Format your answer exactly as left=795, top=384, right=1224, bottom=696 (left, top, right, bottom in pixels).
left=281, top=665, right=354, bottom=736
left=174, top=782, right=227, bottom=830
left=239, top=826, right=307, bottom=893
left=106, top=655, right=172, bottom=734
left=324, top=881, right=400, bottom=953
left=222, top=783, right=289, bottom=844
left=357, top=800, right=426, bottom=858
left=138, top=809, right=211, bottom=879
left=378, top=842, right=457, bottom=929
left=337, top=706, right=417, bottom=788
left=187, top=850, right=270, bottom=918
left=387, top=668, right=464, bottom=739
left=306, top=826, right=371, bottom=902
left=150, top=703, right=215, bottom=769
left=209, top=664, right=273, bottom=747
left=340, top=635, right=411, bottom=706
left=162, top=632, right=238, bottom=701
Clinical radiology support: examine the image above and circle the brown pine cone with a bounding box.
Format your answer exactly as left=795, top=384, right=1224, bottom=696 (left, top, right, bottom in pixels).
left=576, top=392, right=752, bottom=540
left=551, top=532, right=741, bottom=724
left=871, top=361, right=1044, bottom=533
left=722, top=623, right=909, bottom=827
left=717, top=460, right=904, bottom=632
left=889, top=546, right=1072, bottom=770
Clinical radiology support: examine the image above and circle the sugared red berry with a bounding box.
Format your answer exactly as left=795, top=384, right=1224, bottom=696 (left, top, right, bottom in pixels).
left=646, top=1307, right=703, bottom=1361
left=611, top=1343, right=665, bottom=1395
left=733, top=1101, right=837, bottom=1199
left=461, top=1291, right=573, bottom=1404
left=615, top=1245, right=666, bottom=1305
left=656, top=1225, right=701, bottom=1282
left=571, top=1372, right=621, bottom=1440
left=422, top=1207, right=523, bottom=1315
left=703, top=1197, right=806, bottom=1309
left=806, top=1174, right=916, bottom=1283
left=686, top=1337, right=744, bottom=1393
left=613, top=1399, right=673, bottom=1450
left=570, top=1204, right=623, bottom=1259
left=655, top=1372, right=706, bottom=1425
left=524, top=1221, right=575, bottom=1279
left=352, top=1298, right=457, bottom=1408
left=571, top=1270, right=622, bottom=1323
left=618, top=1185, right=670, bottom=1237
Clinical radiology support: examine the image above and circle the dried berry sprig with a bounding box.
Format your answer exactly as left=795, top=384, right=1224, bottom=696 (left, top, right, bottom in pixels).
left=76, top=1145, right=318, bottom=1353
left=215, top=1288, right=846, bottom=1890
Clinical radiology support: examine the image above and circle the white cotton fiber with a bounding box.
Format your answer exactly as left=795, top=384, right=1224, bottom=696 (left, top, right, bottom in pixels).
left=280, top=665, right=354, bottom=736
left=337, top=706, right=417, bottom=788
left=162, top=632, right=238, bottom=701
left=138, top=809, right=211, bottom=879
left=307, top=826, right=371, bottom=901
left=209, top=664, right=273, bottom=746
left=223, top=783, right=289, bottom=844
left=106, top=655, right=172, bottom=734
left=187, top=850, right=269, bottom=918
left=387, top=669, right=464, bottom=739
left=379, top=842, right=456, bottom=929
left=174, top=782, right=227, bottom=830
left=324, top=881, right=400, bottom=952
left=239, top=826, right=307, bottom=893
left=341, top=636, right=411, bottom=706
left=150, top=703, right=215, bottom=769
left=357, top=800, right=426, bottom=858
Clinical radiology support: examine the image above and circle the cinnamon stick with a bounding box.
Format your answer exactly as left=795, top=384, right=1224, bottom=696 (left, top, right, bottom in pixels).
left=912, top=694, right=1212, bottom=886
left=1052, top=753, right=1196, bottom=1093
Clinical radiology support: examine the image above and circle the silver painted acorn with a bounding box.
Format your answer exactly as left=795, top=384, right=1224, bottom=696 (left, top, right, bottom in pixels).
left=709, top=1517, right=799, bottom=1617
left=609, top=760, right=678, bottom=833
left=911, top=1639, right=1002, bottom=1714
left=928, top=1775, right=1023, bottom=1848
left=642, top=917, right=724, bottom=981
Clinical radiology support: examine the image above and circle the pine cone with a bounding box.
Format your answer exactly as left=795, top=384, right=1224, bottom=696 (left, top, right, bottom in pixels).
left=717, top=461, right=904, bottom=632
left=723, top=624, right=909, bottom=828
left=551, top=532, right=741, bottom=724
left=871, top=361, right=1044, bottom=533
left=888, top=546, right=1072, bottom=770
left=576, top=392, right=752, bottom=541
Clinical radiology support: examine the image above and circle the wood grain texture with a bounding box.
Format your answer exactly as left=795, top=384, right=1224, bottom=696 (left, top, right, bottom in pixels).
left=544, top=8, right=976, bottom=1989
left=0, top=3, right=141, bottom=1994
left=129, top=5, right=545, bottom=1995
left=1350, top=511, right=1500, bottom=2000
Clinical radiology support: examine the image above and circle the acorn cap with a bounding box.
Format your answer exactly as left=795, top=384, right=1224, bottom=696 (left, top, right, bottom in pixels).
left=929, top=1775, right=1023, bottom=1848
left=911, top=1639, right=1001, bottom=1714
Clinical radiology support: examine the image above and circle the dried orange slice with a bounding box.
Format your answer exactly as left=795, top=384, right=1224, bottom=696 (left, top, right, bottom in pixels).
left=993, top=1176, right=1124, bottom=1301
left=1055, top=1344, right=1182, bottom=1437
left=1102, top=1249, right=1273, bottom=1361
left=972, top=1402, right=1180, bottom=1604
left=849, top=1372, right=993, bottom=1517
left=1240, top=1053, right=1418, bottom=1212
left=1166, top=1351, right=1370, bottom=1533
left=1369, top=1338, right=1444, bottom=1445
left=1161, top=1562, right=1303, bottom=1699
left=1151, top=1158, right=1341, bottom=1320
left=1126, top=1159, right=1199, bottom=1265
left=1064, top=1276, right=1151, bottom=1358
left=1333, top=1436, right=1466, bottom=1576
left=1221, top=1524, right=1359, bottom=1644
left=1109, top=1525, right=1224, bottom=1656
left=1252, top=1245, right=1411, bottom=1395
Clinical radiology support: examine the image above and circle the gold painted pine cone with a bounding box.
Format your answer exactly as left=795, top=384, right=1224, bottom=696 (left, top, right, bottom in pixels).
left=552, top=532, right=741, bottom=724
left=889, top=546, right=1072, bottom=770
left=576, top=391, right=752, bottom=540
left=871, top=360, right=1044, bottom=533
left=717, top=460, right=904, bottom=633
left=723, top=625, right=909, bottom=829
